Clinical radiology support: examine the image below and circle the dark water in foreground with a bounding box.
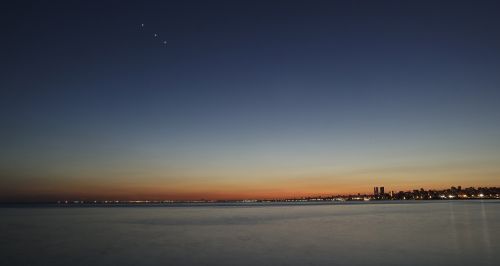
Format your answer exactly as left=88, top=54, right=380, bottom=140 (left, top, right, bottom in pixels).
left=1, top=201, right=499, bottom=266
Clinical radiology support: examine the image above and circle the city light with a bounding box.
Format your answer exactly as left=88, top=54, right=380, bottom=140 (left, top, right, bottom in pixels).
left=54, top=186, right=499, bottom=204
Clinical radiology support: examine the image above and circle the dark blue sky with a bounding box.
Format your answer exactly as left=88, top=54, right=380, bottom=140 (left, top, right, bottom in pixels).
left=1, top=0, right=500, bottom=200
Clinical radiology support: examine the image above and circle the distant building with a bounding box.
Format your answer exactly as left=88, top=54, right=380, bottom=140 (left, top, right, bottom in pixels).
left=374, top=187, right=379, bottom=196
left=380, top=187, right=385, bottom=195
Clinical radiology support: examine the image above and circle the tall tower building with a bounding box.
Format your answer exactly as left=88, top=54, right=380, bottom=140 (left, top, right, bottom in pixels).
left=380, top=187, right=385, bottom=195
left=374, top=187, right=379, bottom=196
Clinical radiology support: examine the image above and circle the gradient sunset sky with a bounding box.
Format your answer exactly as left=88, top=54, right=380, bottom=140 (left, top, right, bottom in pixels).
left=1, top=0, right=500, bottom=201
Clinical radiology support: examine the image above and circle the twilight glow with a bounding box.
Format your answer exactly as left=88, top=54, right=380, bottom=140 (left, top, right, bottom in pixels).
left=1, top=0, right=500, bottom=201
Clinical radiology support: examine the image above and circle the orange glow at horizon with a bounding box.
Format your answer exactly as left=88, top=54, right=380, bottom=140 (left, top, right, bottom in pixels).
left=2, top=173, right=499, bottom=201
left=2, top=154, right=499, bottom=201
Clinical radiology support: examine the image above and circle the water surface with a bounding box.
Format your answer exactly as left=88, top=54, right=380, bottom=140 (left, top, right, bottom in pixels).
left=1, top=201, right=498, bottom=265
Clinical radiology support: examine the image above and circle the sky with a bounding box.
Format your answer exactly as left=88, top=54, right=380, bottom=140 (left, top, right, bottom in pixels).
left=1, top=0, right=500, bottom=201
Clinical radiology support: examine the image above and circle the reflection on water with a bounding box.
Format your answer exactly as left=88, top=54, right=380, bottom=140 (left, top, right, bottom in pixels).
left=1, top=201, right=499, bottom=266
left=480, top=201, right=492, bottom=258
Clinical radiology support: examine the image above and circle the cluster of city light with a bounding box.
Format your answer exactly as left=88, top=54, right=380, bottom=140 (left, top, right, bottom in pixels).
left=54, top=186, right=499, bottom=204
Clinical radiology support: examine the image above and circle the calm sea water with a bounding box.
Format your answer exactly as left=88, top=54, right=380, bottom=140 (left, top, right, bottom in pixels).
left=1, top=201, right=498, bottom=266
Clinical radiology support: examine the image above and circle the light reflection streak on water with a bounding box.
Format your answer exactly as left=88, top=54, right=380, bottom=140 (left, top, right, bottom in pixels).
left=448, top=201, right=459, bottom=253
left=480, top=201, right=491, bottom=258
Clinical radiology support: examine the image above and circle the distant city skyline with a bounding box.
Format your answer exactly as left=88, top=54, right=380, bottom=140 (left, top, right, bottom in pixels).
left=1, top=1, right=500, bottom=202
left=2, top=185, right=499, bottom=203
